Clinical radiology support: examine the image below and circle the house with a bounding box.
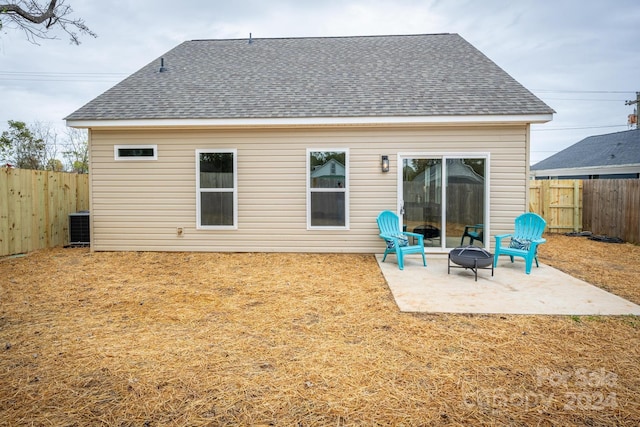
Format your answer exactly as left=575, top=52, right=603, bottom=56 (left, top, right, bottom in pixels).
left=65, top=34, right=554, bottom=253
left=531, top=128, right=640, bottom=179
left=310, top=157, right=346, bottom=188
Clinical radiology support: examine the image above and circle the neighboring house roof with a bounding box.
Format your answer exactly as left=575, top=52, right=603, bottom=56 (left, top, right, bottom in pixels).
left=311, top=159, right=345, bottom=179
left=531, top=128, right=640, bottom=177
left=66, top=34, right=553, bottom=124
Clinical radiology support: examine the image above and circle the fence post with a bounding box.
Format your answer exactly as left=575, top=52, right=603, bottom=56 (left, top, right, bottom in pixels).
left=8, top=169, right=21, bottom=255
left=0, top=168, right=9, bottom=255
left=541, top=180, right=549, bottom=219
left=573, top=180, right=580, bottom=232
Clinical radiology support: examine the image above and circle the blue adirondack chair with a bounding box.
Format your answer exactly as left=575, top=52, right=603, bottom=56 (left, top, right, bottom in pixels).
left=493, top=213, right=547, bottom=274
left=460, top=223, right=484, bottom=246
left=377, top=210, right=427, bottom=270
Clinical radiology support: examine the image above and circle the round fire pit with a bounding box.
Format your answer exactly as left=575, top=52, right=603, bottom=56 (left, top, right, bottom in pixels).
left=448, top=245, right=494, bottom=281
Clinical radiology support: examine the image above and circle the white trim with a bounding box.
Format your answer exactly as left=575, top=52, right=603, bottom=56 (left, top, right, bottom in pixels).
left=306, top=148, right=350, bottom=230
left=531, top=163, right=640, bottom=178
left=114, top=144, right=158, bottom=160
left=67, top=114, right=553, bottom=129
left=195, top=149, right=238, bottom=230
left=398, top=151, right=490, bottom=158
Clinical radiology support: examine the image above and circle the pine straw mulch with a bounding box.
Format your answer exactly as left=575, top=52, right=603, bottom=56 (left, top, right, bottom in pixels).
left=0, top=234, right=639, bottom=426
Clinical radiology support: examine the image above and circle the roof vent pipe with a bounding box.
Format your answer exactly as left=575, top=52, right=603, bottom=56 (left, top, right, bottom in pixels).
left=248, top=33, right=252, bottom=44
left=158, top=57, right=167, bottom=73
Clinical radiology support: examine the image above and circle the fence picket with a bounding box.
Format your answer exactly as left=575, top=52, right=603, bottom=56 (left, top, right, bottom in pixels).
left=0, top=168, right=8, bottom=255
left=7, top=169, right=21, bottom=255
left=625, top=180, right=640, bottom=240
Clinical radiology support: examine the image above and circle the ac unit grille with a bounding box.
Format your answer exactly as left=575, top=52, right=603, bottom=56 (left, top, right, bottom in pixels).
left=69, top=212, right=90, bottom=246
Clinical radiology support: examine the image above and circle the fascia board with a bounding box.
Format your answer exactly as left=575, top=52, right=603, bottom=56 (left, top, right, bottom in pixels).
left=67, top=114, right=553, bottom=129
left=532, top=164, right=640, bottom=177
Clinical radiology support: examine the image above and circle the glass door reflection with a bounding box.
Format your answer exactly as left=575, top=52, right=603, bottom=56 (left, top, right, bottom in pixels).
left=402, top=158, right=442, bottom=248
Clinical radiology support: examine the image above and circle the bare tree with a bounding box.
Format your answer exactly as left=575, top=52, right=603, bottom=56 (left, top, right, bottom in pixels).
left=31, top=120, right=61, bottom=169
left=62, top=127, right=88, bottom=173
left=0, top=0, right=96, bottom=44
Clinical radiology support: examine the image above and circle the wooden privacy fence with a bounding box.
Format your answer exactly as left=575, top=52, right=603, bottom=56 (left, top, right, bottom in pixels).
left=0, top=167, right=89, bottom=257
left=530, top=179, right=640, bottom=244
left=582, top=179, right=640, bottom=244
left=529, top=180, right=583, bottom=233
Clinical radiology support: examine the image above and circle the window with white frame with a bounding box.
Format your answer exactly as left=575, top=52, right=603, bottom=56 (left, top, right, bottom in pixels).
left=196, top=149, right=237, bottom=229
left=307, top=149, right=349, bottom=229
left=114, top=144, right=157, bottom=160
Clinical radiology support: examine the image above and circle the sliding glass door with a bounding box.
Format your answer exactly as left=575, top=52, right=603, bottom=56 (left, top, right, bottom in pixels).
left=401, top=155, right=487, bottom=250
left=402, top=158, right=443, bottom=248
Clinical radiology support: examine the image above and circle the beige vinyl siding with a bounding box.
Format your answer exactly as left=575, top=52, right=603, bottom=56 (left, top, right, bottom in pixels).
left=88, top=125, right=528, bottom=252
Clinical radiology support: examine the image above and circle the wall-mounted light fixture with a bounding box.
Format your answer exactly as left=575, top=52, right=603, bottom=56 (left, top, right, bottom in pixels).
left=381, top=155, right=390, bottom=173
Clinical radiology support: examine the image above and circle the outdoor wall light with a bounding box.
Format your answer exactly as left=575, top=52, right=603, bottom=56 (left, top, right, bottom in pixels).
left=381, top=155, right=390, bottom=173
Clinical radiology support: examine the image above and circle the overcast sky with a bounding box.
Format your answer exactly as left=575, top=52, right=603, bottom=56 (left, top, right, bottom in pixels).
left=1, top=0, right=638, bottom=164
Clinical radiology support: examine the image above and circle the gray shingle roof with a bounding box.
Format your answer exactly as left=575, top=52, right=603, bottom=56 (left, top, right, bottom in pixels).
left=66, top=34, right=554, bottom=121
left=531, top=129, right=640, bottom=170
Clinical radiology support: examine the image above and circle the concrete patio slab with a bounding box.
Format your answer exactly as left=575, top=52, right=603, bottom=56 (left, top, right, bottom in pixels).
left=376, top=254, right=640, bottom=315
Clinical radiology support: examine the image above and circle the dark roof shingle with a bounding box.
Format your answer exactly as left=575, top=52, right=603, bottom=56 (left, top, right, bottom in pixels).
left=66, top=34, right=554, bottom=121
left=531, top=128, right=640, bottom=170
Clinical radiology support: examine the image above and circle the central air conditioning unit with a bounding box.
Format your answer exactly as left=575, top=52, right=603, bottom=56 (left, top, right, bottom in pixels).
left=69, top=211, right=90, bottom=246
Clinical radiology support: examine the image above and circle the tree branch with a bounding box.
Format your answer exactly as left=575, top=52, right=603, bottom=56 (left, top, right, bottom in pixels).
left=1, top=0, right=57, bottom=24
left=0, top=0, right=95, bottom=45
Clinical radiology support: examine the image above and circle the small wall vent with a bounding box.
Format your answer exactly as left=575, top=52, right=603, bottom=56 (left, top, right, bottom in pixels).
left=69, top=211, right=90, bottom=246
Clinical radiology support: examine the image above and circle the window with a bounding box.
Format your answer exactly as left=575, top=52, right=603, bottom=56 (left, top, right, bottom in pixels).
left=196, top=149, right=237, bottom=229
left=114, top=144, right=157, bottom=160
left=307, top=149, right=349, bottom=229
